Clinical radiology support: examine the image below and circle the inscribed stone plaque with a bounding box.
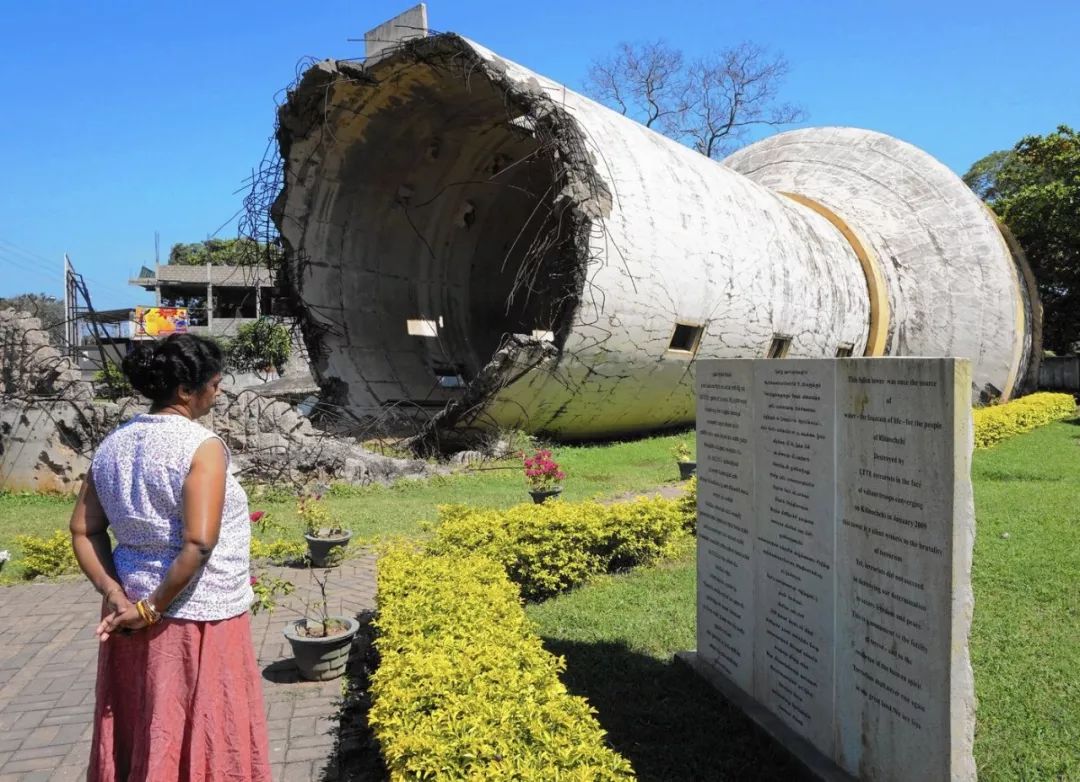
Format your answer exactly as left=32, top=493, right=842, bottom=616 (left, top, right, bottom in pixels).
left=752, top=361, right=836, bottom=754
left=693, top=358, right=975, bottom=782
left=696, top=361, right=756, bottom=692
left=833, top=359, right=976, bottom=780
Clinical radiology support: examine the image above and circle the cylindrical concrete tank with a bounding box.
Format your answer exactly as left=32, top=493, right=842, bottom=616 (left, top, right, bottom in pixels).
left=272, top=33, right=1038, bottom=442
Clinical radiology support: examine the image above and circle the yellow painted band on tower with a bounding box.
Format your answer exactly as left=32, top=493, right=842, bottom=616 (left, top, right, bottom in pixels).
left=982, top=203, right=1041, bottom=400
left=780, top=191, right=890, bottom=357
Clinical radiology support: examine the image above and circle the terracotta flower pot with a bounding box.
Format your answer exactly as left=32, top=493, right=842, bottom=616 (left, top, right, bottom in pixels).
left=678, top=461, right=697, bottom=480
left=303, top=531, right=352, bottom=567
left=529, top=487, right=563, bottom=504
left=283, top=617, right=359, bottom=681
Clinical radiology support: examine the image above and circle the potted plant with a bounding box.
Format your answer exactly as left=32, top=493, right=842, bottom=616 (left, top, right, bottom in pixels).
left=298, top=493, right=351, bottom=567
left=523, top=449, right=565, bottom=503
left=673, top=440, right=696, bottom=480
left=282, top=566, right=359, bottom=681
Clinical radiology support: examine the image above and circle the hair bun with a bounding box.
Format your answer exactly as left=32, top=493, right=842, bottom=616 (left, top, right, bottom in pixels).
left=120, top=334, right=224, bottom=404
left=121, top=343, right=168, bottom=400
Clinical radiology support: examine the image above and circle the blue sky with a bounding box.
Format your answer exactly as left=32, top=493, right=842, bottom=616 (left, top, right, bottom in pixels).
left=2, top=0, right=1077, bottom=309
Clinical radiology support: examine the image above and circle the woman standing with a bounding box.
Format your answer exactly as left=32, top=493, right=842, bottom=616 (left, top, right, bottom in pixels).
left=70, top=333, right=270, bottom=781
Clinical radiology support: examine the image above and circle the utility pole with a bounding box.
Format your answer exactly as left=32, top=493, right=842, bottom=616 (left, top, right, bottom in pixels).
left=63, top=254, right=78, bottom=356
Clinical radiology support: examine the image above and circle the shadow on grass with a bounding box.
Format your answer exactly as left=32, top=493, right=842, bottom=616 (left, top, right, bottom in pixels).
left=543, top=638, right=810, bottom=782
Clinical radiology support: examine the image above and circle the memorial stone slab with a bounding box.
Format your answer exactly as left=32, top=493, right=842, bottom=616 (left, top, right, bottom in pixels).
left=687, top=358, right=976, bottom=782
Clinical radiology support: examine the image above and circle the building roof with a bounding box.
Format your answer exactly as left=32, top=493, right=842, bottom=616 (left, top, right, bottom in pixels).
left=129, top=264, right=276, bottom=289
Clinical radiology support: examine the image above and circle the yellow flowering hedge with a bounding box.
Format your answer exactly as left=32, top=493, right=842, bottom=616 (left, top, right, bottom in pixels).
left=973, top=392, right=1076, bottom=449
left=249, top=537, right=306, bottom=564
left=371, top=548, right=635, bottom=781
left=15, top=530, right=78, bottom=578
left=427, top=492, right=695, bottom=600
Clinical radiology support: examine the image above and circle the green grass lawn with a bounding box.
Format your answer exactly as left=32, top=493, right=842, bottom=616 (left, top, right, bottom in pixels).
left=1, top=421, right=1075, bottom=779
left=0, top=430, right=696, bottom=582
left=527, top=419, right=1080, bottom=781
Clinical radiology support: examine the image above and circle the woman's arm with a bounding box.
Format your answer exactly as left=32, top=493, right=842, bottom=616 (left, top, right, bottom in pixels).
left=70, top=470, right=123, bottom=599
left=147, top=438, right=226, bottom=612
left=70, top=471, right=137, bottom=641
left=92, top=438, right=227, bottom=641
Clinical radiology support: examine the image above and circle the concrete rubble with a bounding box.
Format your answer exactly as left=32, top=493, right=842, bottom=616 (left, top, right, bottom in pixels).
left=0, top=309, right=431, bottom=494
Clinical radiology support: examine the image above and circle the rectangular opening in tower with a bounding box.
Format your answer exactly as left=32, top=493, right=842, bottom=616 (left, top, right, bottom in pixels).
left=668, top=323, right=704, bottom=355
left=767, top=335, right=792, bottom=358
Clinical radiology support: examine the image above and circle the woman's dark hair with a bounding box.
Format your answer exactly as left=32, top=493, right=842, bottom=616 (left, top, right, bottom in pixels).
left=122, top=334, right=224, bottom=404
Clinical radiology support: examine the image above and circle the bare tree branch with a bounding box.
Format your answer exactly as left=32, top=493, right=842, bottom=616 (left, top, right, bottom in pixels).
left=584, top=39, right=805, bottom=160
left=585, top=40, right=687, bottom=129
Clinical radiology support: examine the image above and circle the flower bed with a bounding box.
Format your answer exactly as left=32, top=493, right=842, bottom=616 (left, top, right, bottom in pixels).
left=973, top=392, right=1076, bottom=449
left=427, top=490, right=695, bottom=600
left=371, top=548, right=635, bottom=780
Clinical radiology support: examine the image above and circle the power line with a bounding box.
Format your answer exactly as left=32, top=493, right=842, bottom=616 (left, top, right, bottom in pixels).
left=0, top=250, right=65, bottom=284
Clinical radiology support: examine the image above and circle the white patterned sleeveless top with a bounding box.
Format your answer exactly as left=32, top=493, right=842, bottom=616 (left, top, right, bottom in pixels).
left=91, top=413, right=254, bottom=621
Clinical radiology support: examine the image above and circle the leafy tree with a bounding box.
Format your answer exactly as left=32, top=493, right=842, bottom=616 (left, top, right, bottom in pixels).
left=964, top=126, right=1080, bottom=354
left=168, top=238, right=283, bottom=268
left=0, top=292, right=65, bottom=346
left=224, top=317, right=292, bottom=377
left=961, top=149, right=1015, bottom=202
left=584, top=40, right=805, bottom=160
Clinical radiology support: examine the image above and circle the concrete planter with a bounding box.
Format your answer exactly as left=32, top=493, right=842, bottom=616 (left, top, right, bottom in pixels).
left=529, top=487, right=562, bottom=504
left=678, top=461, right=697, bottom=480
left=283, top=617, right=359, bottom=681
left=303, top=531, right=351, bottom=567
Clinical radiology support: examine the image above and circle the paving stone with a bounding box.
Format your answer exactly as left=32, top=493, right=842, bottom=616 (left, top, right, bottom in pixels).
left=49, top=765, right=86, bottom=782
left=0, top=556, right=378, bottom=779
left=61, top=742, right=89, bottom=767
left=267, top=700, right=294, bottom=720
left=286, top=734, right=336, bottom=751
left=286, top=744, right=338, bottom=764
left=0, top=756, right=64, bottom=774
left=52, top=724, right=87, bottom=746
left=19, top=726, right=61, bottom=750
left=0, top=737, right=26, bottom=754
left=5, top=693, right=62, bottom=709
left=9, top=743, right=70, bottom=762
left=288, top=716, right=318, bottom=738
left=20, top=772, right=56, bottom=782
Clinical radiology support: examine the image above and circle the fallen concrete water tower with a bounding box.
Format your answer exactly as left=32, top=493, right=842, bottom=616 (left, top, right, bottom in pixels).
left=271, top=9, right=1039, bottom=442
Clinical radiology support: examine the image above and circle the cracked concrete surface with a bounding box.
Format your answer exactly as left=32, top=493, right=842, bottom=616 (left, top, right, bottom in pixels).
left=272, top=29, right=1037, bottom=442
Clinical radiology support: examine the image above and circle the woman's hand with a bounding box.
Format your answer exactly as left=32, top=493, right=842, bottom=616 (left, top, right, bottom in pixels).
left=96, top=591, right=148, bottom=642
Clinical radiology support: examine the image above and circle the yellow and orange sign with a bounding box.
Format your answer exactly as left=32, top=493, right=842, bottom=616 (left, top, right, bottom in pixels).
left=134, top=307, right=189, bottom=338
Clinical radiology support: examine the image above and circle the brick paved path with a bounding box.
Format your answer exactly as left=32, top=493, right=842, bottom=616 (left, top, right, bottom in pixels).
left=0, top=555, right=381, bottom=781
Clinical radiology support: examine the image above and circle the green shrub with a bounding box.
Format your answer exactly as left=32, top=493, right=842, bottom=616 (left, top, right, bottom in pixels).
left=427, top=493, right=693, bottom=600
left=250, top=537, right=306, bottom=565
left=973, top=392, right=1076, bottom=449
left=371, top=548, right=635, bottom=781
left=92, top=362, right=132, bottom=400
left=16, top=531, right=78, bottom=578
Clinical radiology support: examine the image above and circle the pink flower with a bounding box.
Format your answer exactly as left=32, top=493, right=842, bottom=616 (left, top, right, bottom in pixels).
left=250, top=575, right=258, bottom=586
left=249, top=511, right=265, bottom=524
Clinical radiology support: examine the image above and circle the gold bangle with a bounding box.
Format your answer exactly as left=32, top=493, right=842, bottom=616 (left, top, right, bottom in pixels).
left=136, top=599, right=162, bottom=626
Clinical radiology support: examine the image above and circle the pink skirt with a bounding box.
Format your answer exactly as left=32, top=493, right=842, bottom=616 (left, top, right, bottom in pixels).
left=89, top=612, right=271, bottom=782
